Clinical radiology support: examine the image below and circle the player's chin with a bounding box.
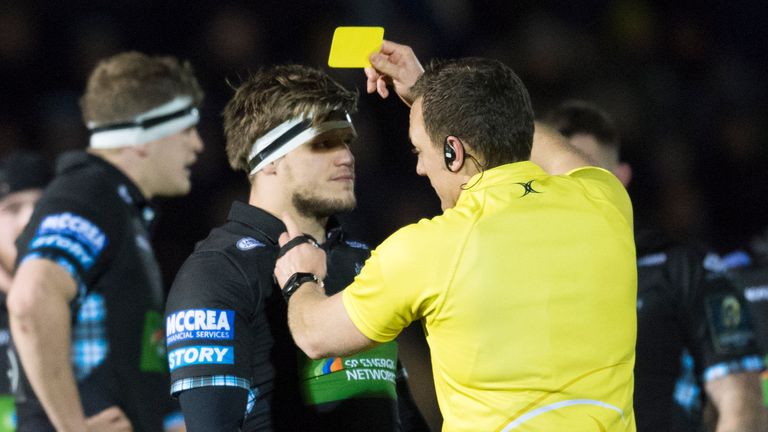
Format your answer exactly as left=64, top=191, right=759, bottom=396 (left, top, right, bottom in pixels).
left=165, top=178, right=192, bottom=197
left=335, top=195, right=357, bottom=213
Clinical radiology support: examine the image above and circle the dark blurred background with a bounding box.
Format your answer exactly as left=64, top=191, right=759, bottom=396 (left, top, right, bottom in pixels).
left=1, top=0, right=767, bottom=428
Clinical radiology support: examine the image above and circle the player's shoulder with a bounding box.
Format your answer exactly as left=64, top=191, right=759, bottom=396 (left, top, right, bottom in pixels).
left=335, top=231, right=371, bottom=260
left=171, top=224, right=276, bottom=300
left=194, top=223, right=275, bottom=262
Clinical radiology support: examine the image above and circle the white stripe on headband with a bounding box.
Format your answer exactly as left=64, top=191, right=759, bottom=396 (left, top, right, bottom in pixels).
left=247, top=112, right=354, bottom=175
left=88, top=96, right=200, bottom=149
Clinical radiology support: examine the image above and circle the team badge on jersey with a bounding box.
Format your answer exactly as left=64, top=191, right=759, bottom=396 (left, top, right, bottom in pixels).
left=236, top=237, right=264, bottom=250
left=166, top=309, right=235, bottom=346
left=345, top=240, right=369, bottom=250
left=168, top=345, right=234, bottom=371
left=705, top=294, right=755, bottom=354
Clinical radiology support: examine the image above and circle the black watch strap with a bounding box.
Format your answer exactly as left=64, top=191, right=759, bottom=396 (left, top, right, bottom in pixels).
left=277, top=235, right=319, bottom=259
left=281, top=272, right=321, bottom=301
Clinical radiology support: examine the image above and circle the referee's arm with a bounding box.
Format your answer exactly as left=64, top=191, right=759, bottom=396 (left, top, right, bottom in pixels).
left=274, top=213, right=376, bottom=359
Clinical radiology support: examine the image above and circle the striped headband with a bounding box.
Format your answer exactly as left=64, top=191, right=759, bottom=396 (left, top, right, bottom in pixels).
left=247, top=110, right=354, bottom=175
left=88, top=96, right=200, bottom=149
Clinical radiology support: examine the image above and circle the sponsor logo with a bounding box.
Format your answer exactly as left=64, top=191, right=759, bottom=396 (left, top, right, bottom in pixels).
left=168, top=345, right=233, bottom=371
left=166, top=309, right=234, bottom=345
left=703, top=253, right=726, bottom=273
left=637, top=252, right=667, bottom=267
left=29, top=234, right=96, bottom=269
left=516, top=180, right=541, bottom=197
left=719, top=250, right=752, bottom=270
left=744, top=285, right=768, bottom=302
left=236, top=237, right=264, bottom=251
left=37, top=213, right=107, bottom=253
left=721, top=296, right=742, bottom=329
left=345, top=240, right=369, bottom=250
left=322, top=357, right=344, bottom=374
left=342, top=356, right=397, bottom=383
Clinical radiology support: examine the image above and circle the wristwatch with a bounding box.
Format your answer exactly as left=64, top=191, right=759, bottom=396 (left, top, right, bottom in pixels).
left=281, top=272, right=322, bottom=301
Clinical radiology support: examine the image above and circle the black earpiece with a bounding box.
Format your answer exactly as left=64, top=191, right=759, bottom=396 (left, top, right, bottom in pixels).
left=444, top=139, right=457, bottom=170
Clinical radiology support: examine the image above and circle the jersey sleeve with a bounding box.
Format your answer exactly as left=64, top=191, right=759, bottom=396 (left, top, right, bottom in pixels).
left=15, top=195, right=119, bottom=293
left=673, top=248, right=763, bottom=382
left=342, top=222, right=443, bottom=343
left=165, top=251, right=257, bottom=395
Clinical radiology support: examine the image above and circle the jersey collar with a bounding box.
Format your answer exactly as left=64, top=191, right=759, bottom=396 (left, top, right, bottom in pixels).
left=463, top=160, right=547, bottom=192
left=226, top=201, right=343, bottom=247
left=56, top=151, right=154, bottom=226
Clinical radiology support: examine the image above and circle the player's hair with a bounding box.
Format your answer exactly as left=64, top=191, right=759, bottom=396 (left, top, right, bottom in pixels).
left=80, top=52, right=204, bottom=125
left=410, top=57, right=534, bottom=169
left=543, top=100, right=620, bottom=150
left=222, top=64, right=358, bottom=176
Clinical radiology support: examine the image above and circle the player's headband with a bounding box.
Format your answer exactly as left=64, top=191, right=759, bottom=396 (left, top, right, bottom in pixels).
left=87, top=96, right=199, bottom=149
left=247, top=110, right=354, bottom=175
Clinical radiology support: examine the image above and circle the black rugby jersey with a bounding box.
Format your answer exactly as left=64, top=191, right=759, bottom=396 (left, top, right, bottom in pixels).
left=634, top=227, right=761, bottom=432
left=14, top=151, right=178, bottom=432
left=166, top=202, right=427, bottom=431
left=725, top=255, right=768, bottom=355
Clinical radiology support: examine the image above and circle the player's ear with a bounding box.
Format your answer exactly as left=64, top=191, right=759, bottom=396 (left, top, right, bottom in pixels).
left=132, top=142, right=152, bottom=158
left=261, top=160, right=279, bottom=175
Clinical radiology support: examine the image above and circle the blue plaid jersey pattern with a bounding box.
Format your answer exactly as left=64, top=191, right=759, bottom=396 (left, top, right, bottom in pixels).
left=163, top=411, right=185, bottom=430
left=171, top=375, right=257, bottom=415
left=674, top=350, right=765, bottom=412
left=703, top=355, right=765, bottom=382
left=673, top=350, right=701, bottom=413
left=71, top=292, right=108, bottom=381
left=170, top=375, right=250, bottom=395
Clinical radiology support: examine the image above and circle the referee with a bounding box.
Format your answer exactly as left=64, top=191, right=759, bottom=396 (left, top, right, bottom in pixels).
left=275, top=42, right=637, bottom=431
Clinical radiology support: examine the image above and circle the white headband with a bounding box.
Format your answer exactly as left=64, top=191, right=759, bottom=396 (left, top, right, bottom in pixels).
left=247, top=111, right=354, bottom=175
left=88, top=96, right=199, bottom=149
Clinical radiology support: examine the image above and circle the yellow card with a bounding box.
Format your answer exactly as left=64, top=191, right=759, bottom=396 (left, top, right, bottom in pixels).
left=328, top=26, right=384, bottom=68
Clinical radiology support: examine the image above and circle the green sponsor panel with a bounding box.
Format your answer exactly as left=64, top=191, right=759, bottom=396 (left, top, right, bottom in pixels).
left=762, top=364, right=768, bottom=407
left=140, top=310, right=167, bottom=372
left=299, top=342, right=398, bottom=405
left=0, top=395, right=15, bottom=432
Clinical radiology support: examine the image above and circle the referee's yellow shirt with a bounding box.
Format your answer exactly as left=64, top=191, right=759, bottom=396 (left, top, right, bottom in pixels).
left=343, top=161, right=637, bottom=431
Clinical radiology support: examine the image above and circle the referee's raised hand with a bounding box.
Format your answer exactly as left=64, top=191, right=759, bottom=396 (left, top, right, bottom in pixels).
left=274, top=212, right=327, bottom=289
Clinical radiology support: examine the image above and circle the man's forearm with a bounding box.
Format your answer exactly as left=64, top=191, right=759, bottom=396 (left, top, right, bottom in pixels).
left=287, top=282, right=375, bottom=359
left=8, top=262, right=87, bottom=432
left=706, top=371, right=767, bottom=432
left=11, top=301, right=86, bottom=431
left=287, top=282, right=332, bottom=359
